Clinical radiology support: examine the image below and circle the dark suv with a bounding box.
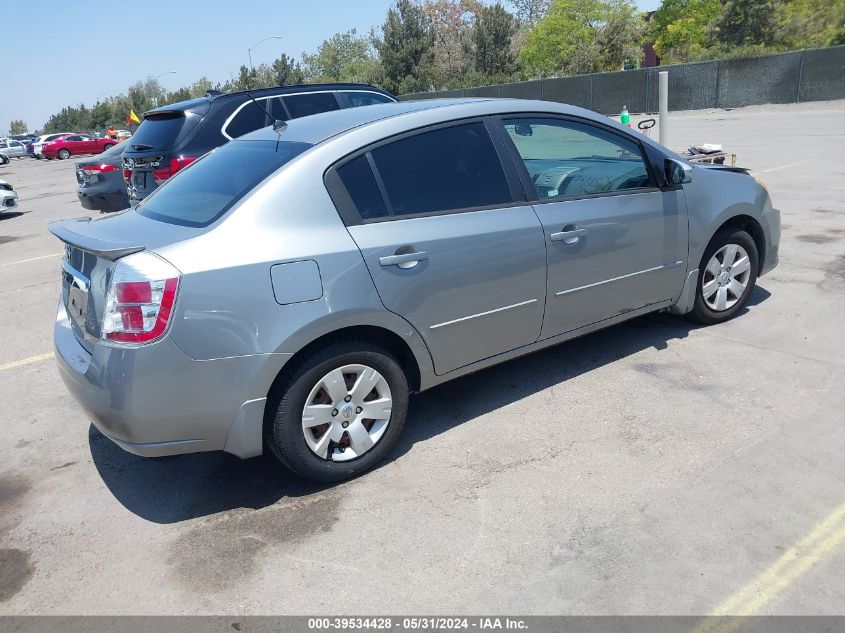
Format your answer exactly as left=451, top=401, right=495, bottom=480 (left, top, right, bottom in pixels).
left=122, top=83, right=395, bottom=205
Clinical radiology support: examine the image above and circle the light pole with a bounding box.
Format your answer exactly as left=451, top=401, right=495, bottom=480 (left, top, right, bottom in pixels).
left=150, top=71, right=176, bottom=108
left=248, top=35, right=284, bottom=72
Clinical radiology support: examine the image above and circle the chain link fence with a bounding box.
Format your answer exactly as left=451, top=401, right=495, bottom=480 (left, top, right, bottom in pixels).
left=401, top=45, right=845, bottom=114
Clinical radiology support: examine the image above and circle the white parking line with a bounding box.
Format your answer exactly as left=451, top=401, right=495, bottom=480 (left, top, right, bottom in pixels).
left=749, top=159, right=814, bottom=176
left=0, top=253, right=61, bottom=267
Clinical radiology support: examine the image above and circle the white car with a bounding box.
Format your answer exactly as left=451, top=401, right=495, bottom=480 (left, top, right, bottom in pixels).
left=32, top=133, right=72, bottom=159
left=0, top=179, right=18, bottom=212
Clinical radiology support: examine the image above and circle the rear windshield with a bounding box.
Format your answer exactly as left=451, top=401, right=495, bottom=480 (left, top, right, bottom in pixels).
left=136, top=140, right=311, bottom=227
left=130, top=112, right=195, bottom=150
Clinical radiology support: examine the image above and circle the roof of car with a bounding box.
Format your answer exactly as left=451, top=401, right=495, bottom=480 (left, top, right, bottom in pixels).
left=238, top=98, right=609, bottom=147
left=145, top=83, right=394, bottom=117
left=239, top=98, right=489, bottom=145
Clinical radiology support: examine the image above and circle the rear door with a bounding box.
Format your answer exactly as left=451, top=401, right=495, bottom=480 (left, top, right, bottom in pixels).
left=327, top=119, right=547, bottom=375
left=496, top=115, right=688, bottom=339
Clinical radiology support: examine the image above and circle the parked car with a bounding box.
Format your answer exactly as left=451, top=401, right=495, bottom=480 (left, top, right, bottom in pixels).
left=33, top=133, right=73, bottom=158
left=43, top=134, right=117, bottom=160
left=0, top=179, right=18, bottom=212
left=115, top=130, right=132, bottom=140
left=0, top=139, right=28, bottom=159
left=49, top=98, right=780, bottom=482
left=75, top=140, right=129, bottom=213
left=122, top=83, right=395, bottom=205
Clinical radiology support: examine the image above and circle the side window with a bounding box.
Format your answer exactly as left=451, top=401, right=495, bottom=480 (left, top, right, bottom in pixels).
left=226, top=101, right=269, bottom=138
left=269, top=97, right=289, bottom=122
left=370, top=122, right=512, bottom=216
left=502, top=117, right=654, bottom=199
left=336, top=156, right=388, bottom=220
left=344, top=92, right=394, bottom=108
left=65, top=136, right=82, bottom=142
left=283, top=92, right=340, bottom=119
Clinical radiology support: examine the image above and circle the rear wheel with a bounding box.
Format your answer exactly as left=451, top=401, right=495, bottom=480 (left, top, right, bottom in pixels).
left=265, top=340, right=409, bottom=482
left=58, top=148, right=71, bottom=160
left=688, top=228, right=759, bottom=324
left=0, top=154, right=8, bottom=166
left=102, top=144, right=115, bottom=151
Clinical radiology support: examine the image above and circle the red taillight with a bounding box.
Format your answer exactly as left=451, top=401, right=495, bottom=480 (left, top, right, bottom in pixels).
left=116, top=281, right=152, bottom=304
left=152, top=155, right=197, bottom=184
left=82, top=163, right=118, bottom=173
left=123, top=169, right=131, bottom=183
left=101, top=252, right=181, bottom=345
left=104, top=278, right=178, bottom=343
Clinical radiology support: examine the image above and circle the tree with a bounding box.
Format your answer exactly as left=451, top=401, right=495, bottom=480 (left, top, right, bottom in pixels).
left=374, top=0, right=436, bottom=93
left=419, top=0, right=483, bottom=88
left=9, top=120, right=27, bottom=134
left=595, top=0, right=645, bottom=69
left=508, top=0, right=551, bottom=26
left=271, top=54, right=305, bottom=85
left=650, top=0, right=721, bottom=63
left=709, top=0, right=782, bottom=49
left=467, top=3, right=520, bottom=78
left=520, top=0, right=643, bottom=76
left=302, top=29, right=375, bottom=82
left=778, top=0, right=845, bottom=49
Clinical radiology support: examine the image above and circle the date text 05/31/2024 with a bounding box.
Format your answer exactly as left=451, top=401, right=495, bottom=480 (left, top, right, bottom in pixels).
left=307, top=618, right=529, bottom=630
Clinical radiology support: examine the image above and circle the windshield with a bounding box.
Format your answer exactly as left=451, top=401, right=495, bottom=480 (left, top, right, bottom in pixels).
left=136, top=139, right=312, bottom=227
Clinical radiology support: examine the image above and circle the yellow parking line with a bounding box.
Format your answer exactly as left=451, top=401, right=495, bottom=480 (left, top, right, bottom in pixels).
left=0, top=253, right=62, bottom=267
left=694, top=502, right=845, bottom=633
left=0, top=352, right=54, bottom=371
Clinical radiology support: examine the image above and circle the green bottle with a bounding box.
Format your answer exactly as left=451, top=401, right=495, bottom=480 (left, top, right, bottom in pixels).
left=621, top=106, right=631, bottom=127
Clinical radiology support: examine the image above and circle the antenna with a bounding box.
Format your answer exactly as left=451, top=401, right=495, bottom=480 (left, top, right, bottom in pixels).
left=242, top=89, right=286, bottom=133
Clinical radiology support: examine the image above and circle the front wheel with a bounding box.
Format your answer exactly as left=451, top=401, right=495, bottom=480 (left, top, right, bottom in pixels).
left=58, top=149, right=71, bottom=160
left=265, top=340, right=409, bottom=482
left=688, top=228, right=759, bottom=324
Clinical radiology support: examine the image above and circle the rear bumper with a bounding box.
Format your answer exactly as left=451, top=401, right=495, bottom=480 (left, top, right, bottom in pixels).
left=760, top=208, right=781, bottom=276
left=53, top=300, right=287, bottom=459
left=77, top=189, right=128, bottom=213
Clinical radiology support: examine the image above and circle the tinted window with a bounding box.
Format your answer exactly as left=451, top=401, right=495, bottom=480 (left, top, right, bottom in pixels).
left=337, top=156, right=387, bottom=220
left=269, top=97, right=289, bottom=122
left=226, top=101, right=269, bottom=138
left=503, top=117, right=653, bottom=198
left=344, top=92, right=393, bottom=107
left=370, top=122, right=511, bottom=216
left=137, top=140, right=311, bottom=227
left=65, top=136, right=83, bottom=142
left=131, top=112, right=194, bottom=150
left=283, top=92, right=340, bottom=119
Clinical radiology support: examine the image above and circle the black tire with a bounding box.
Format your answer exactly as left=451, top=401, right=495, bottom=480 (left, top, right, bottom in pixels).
left=58, top=149, right=71, bottom=160
left=102, top=144, right=115, bottom=152
left=265, top=339, right=409, bottom=482
left=0, top=154, right=8, bottom=166
left=688, top=228, right=759, bottom=324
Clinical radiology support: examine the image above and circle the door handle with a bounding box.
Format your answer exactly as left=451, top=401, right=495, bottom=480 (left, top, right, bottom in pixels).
left=550, top=227, right=587, bottom=245
left=379, top=251, right=428, bottom=269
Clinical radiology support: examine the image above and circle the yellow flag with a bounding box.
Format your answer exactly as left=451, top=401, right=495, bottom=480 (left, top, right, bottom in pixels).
left=129, top=110, right=141, bottom=124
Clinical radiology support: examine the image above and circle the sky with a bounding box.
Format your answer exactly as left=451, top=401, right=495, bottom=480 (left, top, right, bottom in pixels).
left=3, top=0, right=660, bottom=133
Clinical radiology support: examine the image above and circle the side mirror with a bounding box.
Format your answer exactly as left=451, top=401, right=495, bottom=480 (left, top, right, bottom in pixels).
left=665, top=159, right=692, bottom=185
left=514, top=124, right=533, bottom=137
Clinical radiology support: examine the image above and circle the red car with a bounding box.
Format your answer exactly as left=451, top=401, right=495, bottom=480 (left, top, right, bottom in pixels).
left=42, top=134, right=117, bottom=160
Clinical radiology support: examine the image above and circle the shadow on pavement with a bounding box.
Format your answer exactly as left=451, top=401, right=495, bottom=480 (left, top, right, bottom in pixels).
left=90, top=285, right=771, bottom=524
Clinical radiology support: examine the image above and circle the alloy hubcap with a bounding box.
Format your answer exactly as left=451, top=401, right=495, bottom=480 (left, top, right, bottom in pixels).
left=702, top=243, right=751, bottom=311
left=301, top=364, right=392, bottom=462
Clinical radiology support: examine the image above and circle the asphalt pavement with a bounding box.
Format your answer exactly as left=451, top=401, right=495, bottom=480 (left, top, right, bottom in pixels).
left=0, top=100, right=843, bottom=615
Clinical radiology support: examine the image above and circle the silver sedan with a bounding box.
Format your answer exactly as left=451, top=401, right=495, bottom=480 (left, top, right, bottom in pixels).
left=50, top=98, right=780, bottom=481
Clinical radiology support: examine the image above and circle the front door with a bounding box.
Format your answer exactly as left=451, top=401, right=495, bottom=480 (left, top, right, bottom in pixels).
left=329, top=120, right=548, bottom=374
left=497, top=115, right=688, bottom=339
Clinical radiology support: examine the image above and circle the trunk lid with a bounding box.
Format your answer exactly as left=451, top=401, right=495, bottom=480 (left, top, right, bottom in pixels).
left=49, top=212, right=198, bottom=352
